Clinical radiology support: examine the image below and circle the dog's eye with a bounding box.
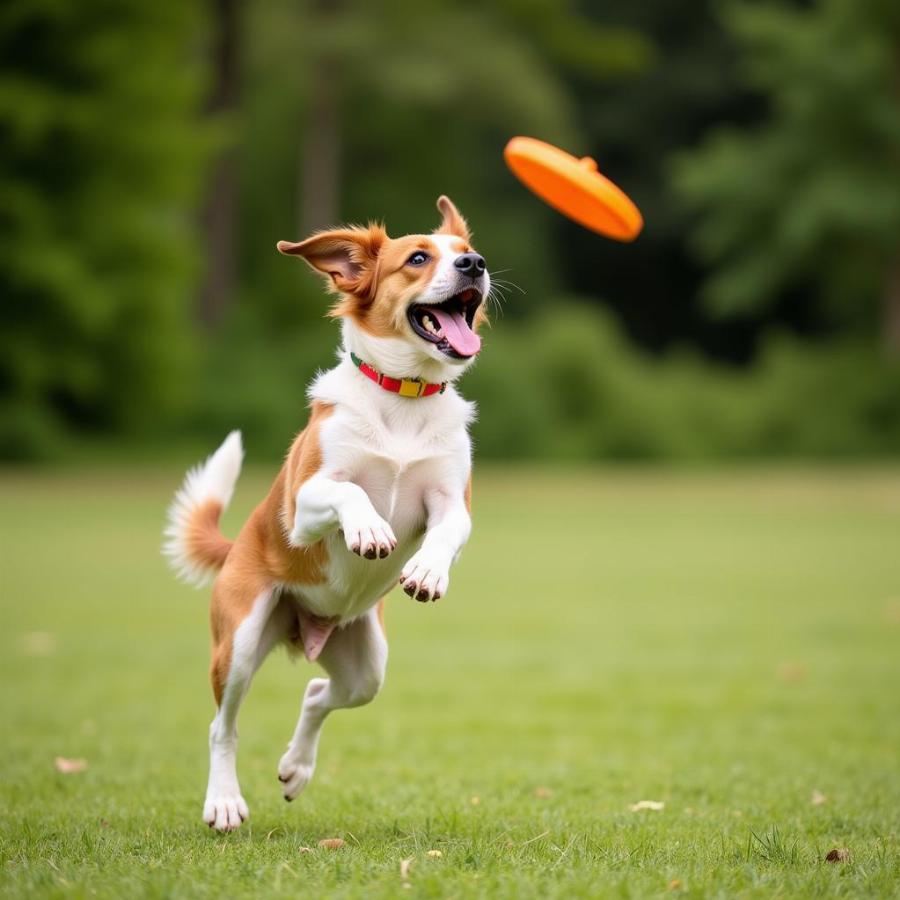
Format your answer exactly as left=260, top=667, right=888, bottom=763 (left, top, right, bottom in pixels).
left=406, top=251, right=429, bottom=267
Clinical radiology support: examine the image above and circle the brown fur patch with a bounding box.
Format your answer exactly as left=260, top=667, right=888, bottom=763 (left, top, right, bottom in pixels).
left=185, top=499, right=232, bottom=572
left=339, top=235, right=440, bottom=338
left=207, top=403, right=335, bottom=706
left=278, top=225, right=387, bottom=299
left=434, top=195, right=471, bottom=241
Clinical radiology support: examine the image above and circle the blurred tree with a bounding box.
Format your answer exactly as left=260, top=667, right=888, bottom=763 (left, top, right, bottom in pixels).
left=675, top=0, right=900, bottom=352
left=0, top=0, right=212, bottom=456
left=562, top=0, right=760, bottom=362
left=198, top=0, right=242, bottom=328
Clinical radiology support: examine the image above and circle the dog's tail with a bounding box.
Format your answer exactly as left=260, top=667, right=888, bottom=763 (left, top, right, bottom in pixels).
left=163, top=431, right=244, bottom=587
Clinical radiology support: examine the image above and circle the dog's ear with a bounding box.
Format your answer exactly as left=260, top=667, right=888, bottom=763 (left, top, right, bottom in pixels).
left=433, top=195, right=470, bottom=242
left=277, top=224, right=387, bottom=298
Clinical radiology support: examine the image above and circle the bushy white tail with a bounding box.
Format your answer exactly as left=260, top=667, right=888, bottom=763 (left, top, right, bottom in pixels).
left=163, top=431, right=244, bottom=587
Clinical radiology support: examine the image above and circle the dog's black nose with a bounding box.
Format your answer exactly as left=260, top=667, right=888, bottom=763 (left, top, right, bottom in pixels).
left=454, top=252, right=486, bottom=277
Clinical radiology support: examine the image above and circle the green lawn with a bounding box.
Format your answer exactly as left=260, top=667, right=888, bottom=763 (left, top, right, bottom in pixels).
left=1, top=465, right=899, bottom=898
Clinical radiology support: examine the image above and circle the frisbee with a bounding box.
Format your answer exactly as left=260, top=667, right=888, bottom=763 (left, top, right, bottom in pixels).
left=504, top=136, right=643, bottom=241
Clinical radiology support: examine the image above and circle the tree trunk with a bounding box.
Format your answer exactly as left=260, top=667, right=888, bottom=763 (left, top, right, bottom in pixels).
left=884, top=255, right=900, bottom=356
left=298, top=0, right=342, bottom=235
left=198, top=0, right=240, bottom=330
left=299, top=57, right=341, bottom=234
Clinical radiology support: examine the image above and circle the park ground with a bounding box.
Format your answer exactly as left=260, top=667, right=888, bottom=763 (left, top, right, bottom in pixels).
left=1, top=464, right=899, bottom=898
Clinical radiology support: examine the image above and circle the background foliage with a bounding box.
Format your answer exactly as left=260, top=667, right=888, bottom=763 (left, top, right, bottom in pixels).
left=2, top=0, right=899, bottom=460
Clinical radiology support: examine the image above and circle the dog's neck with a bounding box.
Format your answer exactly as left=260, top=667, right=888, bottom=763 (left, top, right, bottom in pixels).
left=339, top=318, right=467, bottom=386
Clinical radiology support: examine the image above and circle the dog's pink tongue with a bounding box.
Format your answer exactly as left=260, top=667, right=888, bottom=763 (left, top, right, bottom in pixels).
left=431, top=307, right=481, bottom=357
left=298, top=611, right=337, bottom=662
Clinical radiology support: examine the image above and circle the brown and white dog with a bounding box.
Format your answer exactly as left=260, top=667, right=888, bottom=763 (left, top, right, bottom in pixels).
left=164, top=196, right=489, bottom=831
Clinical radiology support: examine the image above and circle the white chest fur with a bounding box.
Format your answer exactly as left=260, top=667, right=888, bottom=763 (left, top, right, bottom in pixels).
left=286, top=357, right=475, bottom=622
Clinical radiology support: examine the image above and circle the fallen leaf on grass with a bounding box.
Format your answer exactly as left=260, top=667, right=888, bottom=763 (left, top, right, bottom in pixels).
left=811, top=790, right=827, bottom=806
left=470, top=796, right=481, bottom=806
left=22, top=632, right=56, bottom=657
left=668, top=879, right=682, bottom=891
left=426, top=849, right=443, bottom=858
left=54, top=757, right=88, bottom=774
left=317, top=838, right=344, bottom=850
left=534, top=786, right=553, bottom=798
left=777, top=662, right=807, bottom=683
left=629, top=800, right=664, bottom=812
left=297, top=846, right=313, bottom=854
left=825, top=848, right=850, bottom=863
left=400, top=858, right=413, bottom=881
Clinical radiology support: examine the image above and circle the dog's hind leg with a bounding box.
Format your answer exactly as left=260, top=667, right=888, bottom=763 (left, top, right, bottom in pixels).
left=278, top=600, right=388, bottom=801
left=204, top=583, right=287, bottom=831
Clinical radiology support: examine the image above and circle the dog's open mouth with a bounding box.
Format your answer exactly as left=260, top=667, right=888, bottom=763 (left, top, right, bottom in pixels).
left=407, top=288, right=482, bottom=359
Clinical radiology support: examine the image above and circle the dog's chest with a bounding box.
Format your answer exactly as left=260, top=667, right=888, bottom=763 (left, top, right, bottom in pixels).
left=291, top=393, right=470, bottom=622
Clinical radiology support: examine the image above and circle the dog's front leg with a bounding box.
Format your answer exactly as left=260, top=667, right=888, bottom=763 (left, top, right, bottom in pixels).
left=400, top=485, right=471, bottom=602
left=291, top=472, right=397, bottom=559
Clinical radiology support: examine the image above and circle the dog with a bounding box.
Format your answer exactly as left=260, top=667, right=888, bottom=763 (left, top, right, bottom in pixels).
left=164, top=196, right=489, bottom=831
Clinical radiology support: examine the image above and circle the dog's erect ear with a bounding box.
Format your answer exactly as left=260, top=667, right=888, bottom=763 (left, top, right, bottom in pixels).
left=277, top=225, right=387, bottom=297
left=434, top=195, right=470, bottom=242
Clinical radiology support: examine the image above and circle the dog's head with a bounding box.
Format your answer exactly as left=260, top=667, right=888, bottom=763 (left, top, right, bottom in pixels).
left=278, top=196, right=489, bottom=382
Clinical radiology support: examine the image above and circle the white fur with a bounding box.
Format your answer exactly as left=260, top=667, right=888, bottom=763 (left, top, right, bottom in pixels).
left=277, top=605, right=387, bottom=801
left=163, top=430, right=244, bottom=587
left=276, top=346, right=474, bottom=620
left=204, top=588, right=282, bottom=830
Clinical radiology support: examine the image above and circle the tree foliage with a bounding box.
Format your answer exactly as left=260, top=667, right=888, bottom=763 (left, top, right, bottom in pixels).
left=0, top=0, right=212, bottom=456
left=675, top=0, right=900, bottom=343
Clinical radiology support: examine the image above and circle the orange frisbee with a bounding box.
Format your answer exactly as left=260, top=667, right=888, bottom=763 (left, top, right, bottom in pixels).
left=504, top=136, right=643, bottom=241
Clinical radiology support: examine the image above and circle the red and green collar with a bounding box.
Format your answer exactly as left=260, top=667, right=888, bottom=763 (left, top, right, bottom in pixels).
left=350, top=352, right=446, bottom=398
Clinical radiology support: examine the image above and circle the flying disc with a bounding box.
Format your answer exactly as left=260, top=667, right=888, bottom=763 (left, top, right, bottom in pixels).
left=504, top=136, right=643, bottom=241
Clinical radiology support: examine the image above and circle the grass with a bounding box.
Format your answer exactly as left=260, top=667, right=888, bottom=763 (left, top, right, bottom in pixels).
left=1, top=464, right=899, bottom=898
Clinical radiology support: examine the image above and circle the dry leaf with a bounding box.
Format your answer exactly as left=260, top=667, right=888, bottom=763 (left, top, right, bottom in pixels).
left=470, top=796, right=481, bottom=806
left=22, top=631, right=56, bottom=657
left=317, top=838, right=344, bottom=850
left=825, top=847, right=850, bottom=863
left=629, top=800, right=664, bottom=812
left=400, top=858, right=413, bottom=881
left=811, top=790, right=827, bottom=806
left=54, top=757, right=88, bottom=774
left=777, top=662, right=807, bottom=683
left=534, top=786, right=553, bottom=798
left=298, top=846, right=313, bottom=854
left=426, top=849, right=443, bottom=859
left=668, top=879, right=682, bottom=891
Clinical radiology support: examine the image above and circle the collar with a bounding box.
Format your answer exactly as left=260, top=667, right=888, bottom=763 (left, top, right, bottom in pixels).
left=349, top=352, right=446, bottom=398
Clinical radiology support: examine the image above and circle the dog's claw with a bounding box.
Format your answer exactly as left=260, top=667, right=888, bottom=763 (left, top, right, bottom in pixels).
left=364, top=546, right=377, bottom=559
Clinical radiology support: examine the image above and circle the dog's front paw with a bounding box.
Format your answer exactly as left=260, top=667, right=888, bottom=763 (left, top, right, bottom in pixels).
left=277, top=753, right=315, bottom=802
left=400, top=549, right=450, bottom=602
left=203, top=792, right=249, bottom=832
left=340, top=504, right=397, bottom=559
